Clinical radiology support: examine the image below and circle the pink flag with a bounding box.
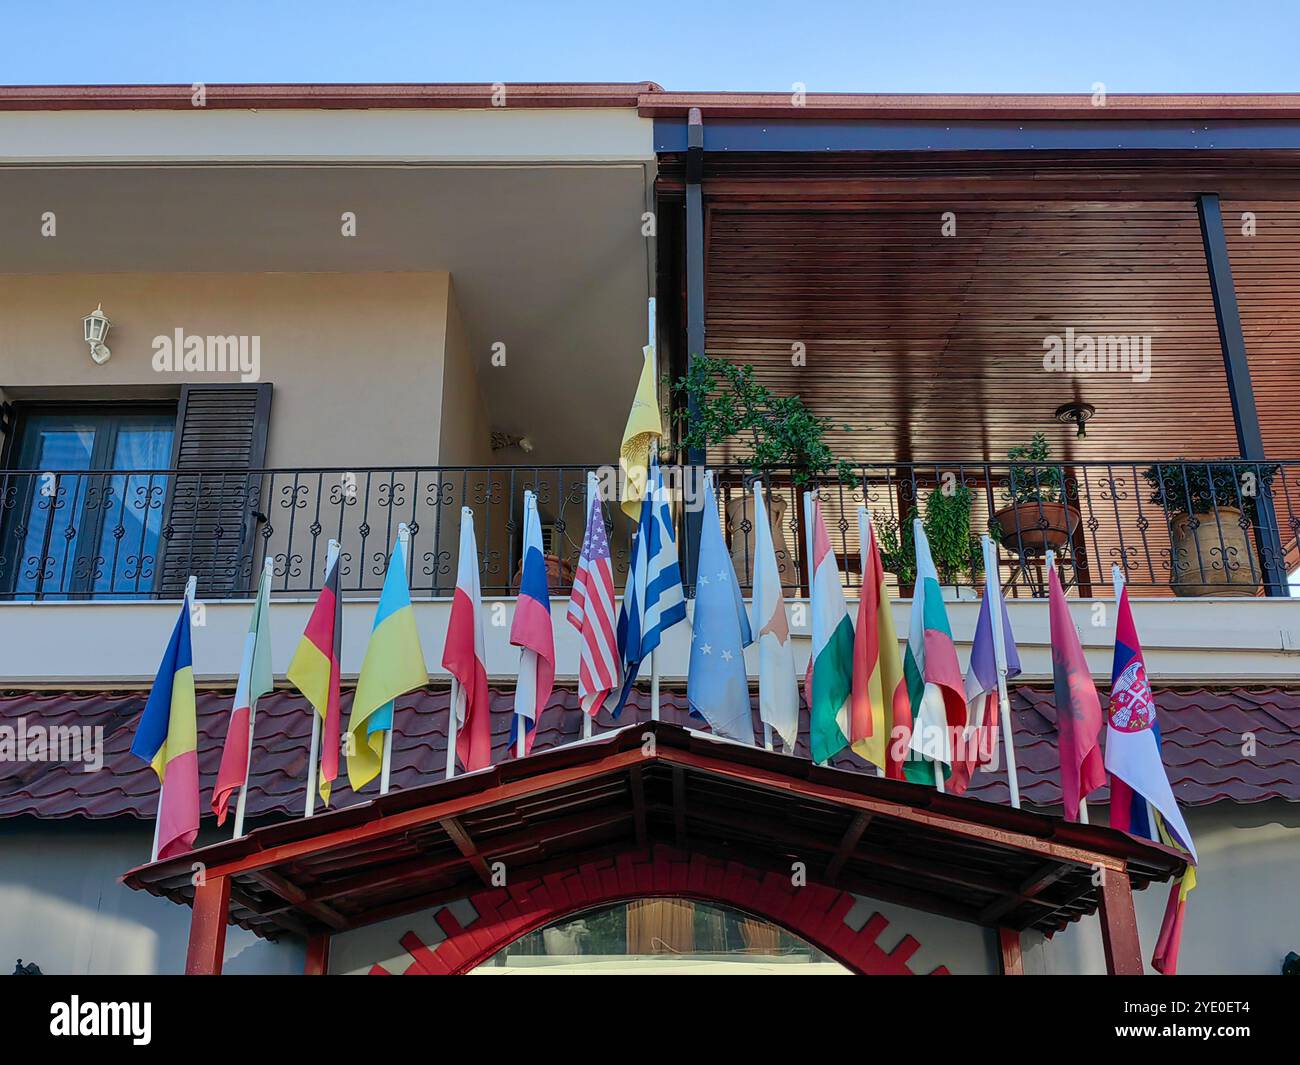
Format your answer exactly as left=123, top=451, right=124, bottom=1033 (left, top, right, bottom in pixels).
left=1047, top=565, right=1106, bottom=820
left=443, top=508, right=491, bottom=772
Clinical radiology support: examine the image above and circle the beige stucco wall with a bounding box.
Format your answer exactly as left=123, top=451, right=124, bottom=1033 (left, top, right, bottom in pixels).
left=0, top=271, right=471, bottom=468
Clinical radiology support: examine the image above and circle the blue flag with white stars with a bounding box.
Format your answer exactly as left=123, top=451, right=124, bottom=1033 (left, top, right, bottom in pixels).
left=687, top=472, right=754, bottom=743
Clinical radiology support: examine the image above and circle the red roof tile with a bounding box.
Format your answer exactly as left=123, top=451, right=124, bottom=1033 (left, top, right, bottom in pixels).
left=0, top=685, right=1295, bottom=822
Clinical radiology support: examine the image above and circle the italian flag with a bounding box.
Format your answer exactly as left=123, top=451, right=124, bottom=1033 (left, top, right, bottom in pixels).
left=903, top=519, right=967, bottom=786
left=804, top=493, right=854, bottom=763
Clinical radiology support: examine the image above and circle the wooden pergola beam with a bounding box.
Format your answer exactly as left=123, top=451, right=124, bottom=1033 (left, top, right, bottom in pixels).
left=440, top=817, right=494, bottom=886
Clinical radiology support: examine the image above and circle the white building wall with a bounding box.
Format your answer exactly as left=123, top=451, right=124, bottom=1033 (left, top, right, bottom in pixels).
left=0, top=820, right=302, bottom=975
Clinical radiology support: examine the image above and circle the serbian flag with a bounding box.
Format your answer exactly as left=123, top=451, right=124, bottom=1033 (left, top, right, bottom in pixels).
left=347, top=534, right=428, bottom=791
left=1106, top=572, right=1196, bottom=860
left=804, top=492, right=854, bottom=764
left=286, top=551, right=342, bottom=805
left=131, top=597, right=200, bottom=860
left=511, top=491, right=555, bottom=755
left=212, top=564, right=274, bottom=825
left=444, top=507, right=491, bottom=772
left=904, top=519, right=967, bottom=786
left=850, top=509, right=909, bottom=777
left=1047, top=563, right=1106, bottom=820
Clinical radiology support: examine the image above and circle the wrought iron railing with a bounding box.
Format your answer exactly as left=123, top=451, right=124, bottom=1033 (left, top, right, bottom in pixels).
left=0, top=460, right=1294, bottom=601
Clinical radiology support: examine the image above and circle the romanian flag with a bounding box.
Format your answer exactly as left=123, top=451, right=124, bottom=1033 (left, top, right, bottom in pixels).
left=444, top=508, right=492, bottom=772
left=347, top=536, right=428, bottom=791
left=618, top=344, right=662, bottom=520
left=212, top=563, right=274, bottom=825
left=851, top=510, right=909, bottom=777
left=903, top=520, right=967, bottom=786
left=287, top=552, right=343, bottom=805
left=1152, top=816, right=1197, bottom=975
left=130, top=598, right=200, bottom=860
left=804, top=493, right=854, bottom=764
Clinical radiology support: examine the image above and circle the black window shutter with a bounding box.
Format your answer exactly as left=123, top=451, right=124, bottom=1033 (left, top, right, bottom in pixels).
left=159, top=383, right=272, bottom=597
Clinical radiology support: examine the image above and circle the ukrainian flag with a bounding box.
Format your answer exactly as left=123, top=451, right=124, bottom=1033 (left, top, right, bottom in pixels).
left=347, top=538, right=428, bottom=790
left=130, top=600, right=200, bottom=860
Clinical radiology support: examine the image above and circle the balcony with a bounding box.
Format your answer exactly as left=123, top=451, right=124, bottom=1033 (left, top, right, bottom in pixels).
left=1, top=459, right=1293, bottom=602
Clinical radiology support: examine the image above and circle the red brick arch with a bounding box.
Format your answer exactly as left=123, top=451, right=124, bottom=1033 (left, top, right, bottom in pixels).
left=369, top=846, right=950, bottom=975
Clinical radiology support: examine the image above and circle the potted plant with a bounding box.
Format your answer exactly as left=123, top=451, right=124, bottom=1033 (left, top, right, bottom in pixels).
left=1142, top=460, right=1278, bottom=597
left=877, top=485, right=985, bottom=598
left=994, top=432, right=1079, bottom=555
left=672, top=356, right=857, bottom=584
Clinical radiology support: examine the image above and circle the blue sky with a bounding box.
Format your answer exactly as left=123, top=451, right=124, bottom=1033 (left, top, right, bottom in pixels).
left=3, top=0, right=1299, bottom=91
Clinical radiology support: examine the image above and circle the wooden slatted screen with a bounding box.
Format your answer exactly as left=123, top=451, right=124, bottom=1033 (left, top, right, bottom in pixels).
left=159, top=383, right=272, bottom=597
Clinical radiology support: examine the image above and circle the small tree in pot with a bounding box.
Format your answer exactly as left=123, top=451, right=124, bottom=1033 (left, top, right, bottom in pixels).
left=672, top=355, right=857, bottom=586
left=994, top=432, right=1080, bottom=555
left=1141, top=459, right=1279, bottom=596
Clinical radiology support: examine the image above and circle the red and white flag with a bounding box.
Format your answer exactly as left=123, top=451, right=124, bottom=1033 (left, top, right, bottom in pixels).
left=566, top=474, right=620, bottom=716
left=443, top=507, right=491, bottom=772
left=212, top=561, right=274, bottom=828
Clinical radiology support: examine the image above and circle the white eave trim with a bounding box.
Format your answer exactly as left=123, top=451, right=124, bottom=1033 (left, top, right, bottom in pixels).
left=0, top=107, right=655, bottom=165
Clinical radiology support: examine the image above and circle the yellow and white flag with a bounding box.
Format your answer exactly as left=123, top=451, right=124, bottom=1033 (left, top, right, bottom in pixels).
left=619, top=344, right=662, bottom=520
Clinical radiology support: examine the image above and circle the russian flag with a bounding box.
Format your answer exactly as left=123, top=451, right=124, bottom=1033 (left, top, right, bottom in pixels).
left=131, top=598, right=200, bottom=860
left=444, top=507, right=492, bottom=772
left=511, top=491, right=555, bottom=755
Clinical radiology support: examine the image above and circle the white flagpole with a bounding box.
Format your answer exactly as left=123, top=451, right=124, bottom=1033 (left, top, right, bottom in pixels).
left=304, top=540, right=339, bottom=818
left=1046, top=547, right=1087, bottom=823
left=153, top=575, right=197, bottom=861
left=233, top=557, right=274, bottom=839
left=377, top=524, right=411, bottom=796
left=445, top=676, right=460, bottom=780
left=985, top=535, right=1020, bottom=809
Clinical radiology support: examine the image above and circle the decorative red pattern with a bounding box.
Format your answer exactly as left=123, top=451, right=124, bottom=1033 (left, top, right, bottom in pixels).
left=366, top=846, right=950, bottom=976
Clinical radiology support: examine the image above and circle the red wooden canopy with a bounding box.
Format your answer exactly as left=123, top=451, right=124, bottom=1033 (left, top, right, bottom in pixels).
left=122, top=722, right=1184, bottom=975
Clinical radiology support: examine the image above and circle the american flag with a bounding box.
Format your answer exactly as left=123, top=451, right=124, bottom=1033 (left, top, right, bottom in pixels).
left=566, top=477, right=621, bottom=716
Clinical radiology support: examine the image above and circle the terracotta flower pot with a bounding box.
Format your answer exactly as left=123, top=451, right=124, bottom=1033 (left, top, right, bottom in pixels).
left=511, top=552, right=575, bottom=594
left=993, top=501, right=1079, bottom=555
left=1168, top=507, right=1261, bottom=597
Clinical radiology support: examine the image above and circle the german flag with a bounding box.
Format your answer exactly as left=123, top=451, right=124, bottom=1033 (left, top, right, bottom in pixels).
left=287, top=553, right=343, bottom=805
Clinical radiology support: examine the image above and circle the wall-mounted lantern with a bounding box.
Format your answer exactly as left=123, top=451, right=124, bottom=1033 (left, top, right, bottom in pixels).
left=82, top=304, right=112, bottom=365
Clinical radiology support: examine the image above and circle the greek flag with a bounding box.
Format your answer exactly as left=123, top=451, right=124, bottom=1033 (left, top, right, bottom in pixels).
left=611, top=454, right=687, bottom=716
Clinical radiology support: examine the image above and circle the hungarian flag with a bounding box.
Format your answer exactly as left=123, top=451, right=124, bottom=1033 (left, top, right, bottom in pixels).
left=804, top=493, right=853, bottom=764
left=850, top=510, right=909, bottom=777
left=212, top=563, right=274, bottom=825
left=1047, top=564, right=1105, bottom=820
left=444, top=507, right=491, bottom=772
left=511, top=491, right=556, bottom=755
left=1106, top=575, right=1196, bottom=859
left=347, top=535, right=428, bottom=790
left=131, top=596, right=199, bottom=860
left=904, top=520, right=966, bottom=786
left=287, top=552, right=342, bottom=806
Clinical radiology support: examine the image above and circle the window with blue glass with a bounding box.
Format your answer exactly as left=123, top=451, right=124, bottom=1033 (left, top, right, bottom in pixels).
left=2, top=407, right=175, bottom=598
